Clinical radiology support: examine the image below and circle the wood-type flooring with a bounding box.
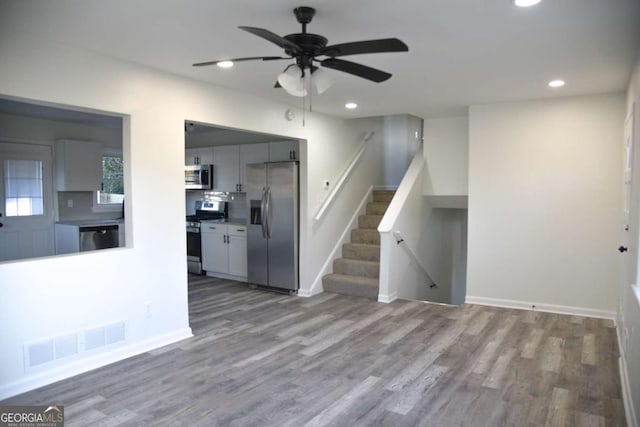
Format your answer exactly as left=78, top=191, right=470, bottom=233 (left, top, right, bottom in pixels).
left=2, top=276, right=625, bottom=426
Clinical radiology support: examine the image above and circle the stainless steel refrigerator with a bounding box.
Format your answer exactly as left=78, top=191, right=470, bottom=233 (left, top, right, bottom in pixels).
left=246, top=161, right=299, bottom=292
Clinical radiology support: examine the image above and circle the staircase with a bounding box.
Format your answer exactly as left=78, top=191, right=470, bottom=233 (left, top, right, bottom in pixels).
left=322, top=190, right=395, bottom=299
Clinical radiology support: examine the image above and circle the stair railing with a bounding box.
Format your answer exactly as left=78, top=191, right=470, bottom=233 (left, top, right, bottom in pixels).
left=392, top=231, right=437, bottom=288
left=314, top=131, right=374, bottom=221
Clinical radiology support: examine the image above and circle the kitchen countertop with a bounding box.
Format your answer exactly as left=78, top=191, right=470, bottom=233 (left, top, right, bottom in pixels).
left=200, top=218, right=247, bottom=226
left=56, top=219, right=124, bottom=227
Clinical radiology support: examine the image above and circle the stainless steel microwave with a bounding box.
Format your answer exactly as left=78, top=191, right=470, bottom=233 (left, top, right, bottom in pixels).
left=185, top=164, right=213, bottom=190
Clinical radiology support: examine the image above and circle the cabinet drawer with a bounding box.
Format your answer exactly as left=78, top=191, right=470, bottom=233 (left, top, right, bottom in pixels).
left=201, top=223, right=226, bottom=234
left=228, top=226, right=246, bottom=236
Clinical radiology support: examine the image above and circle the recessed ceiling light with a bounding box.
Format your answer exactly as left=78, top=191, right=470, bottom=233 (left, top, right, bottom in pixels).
left=217, top=61, right=234, bottom=68
left=548, top=79, right=565, bottom=88
left=514, top=0, right=541, bottom=6
left=345, top=102, right=358, bottom=109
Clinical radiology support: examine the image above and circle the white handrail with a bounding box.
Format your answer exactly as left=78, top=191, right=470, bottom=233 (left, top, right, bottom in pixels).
left=392, top=230, right=437, bottom=287
left=313, top=132, right=374, bottom=221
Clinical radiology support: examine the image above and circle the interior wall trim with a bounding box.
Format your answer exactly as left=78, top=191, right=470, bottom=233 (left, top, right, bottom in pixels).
left=617, top=326, right=638, bottom=427
left=378, top=291, right=398, bottom=304
left=0, top=327, right=193, bottom=400
left=465, top=296, right=616, bottom=320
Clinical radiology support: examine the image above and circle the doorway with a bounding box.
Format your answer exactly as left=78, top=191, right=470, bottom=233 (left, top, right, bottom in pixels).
left=0, top=141, right=54, bottom=261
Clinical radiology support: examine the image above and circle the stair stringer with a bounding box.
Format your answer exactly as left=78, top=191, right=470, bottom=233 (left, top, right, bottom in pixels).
left=300, top=186, right=374, bottom=297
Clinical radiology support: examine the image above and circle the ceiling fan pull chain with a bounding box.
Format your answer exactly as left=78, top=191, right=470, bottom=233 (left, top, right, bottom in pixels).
left=308, top=73, right=313, bottom=113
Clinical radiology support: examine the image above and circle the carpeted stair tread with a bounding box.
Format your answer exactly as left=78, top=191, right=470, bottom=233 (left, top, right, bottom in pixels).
left=333, top=258, right=380, bottom=278
left=358, top=215, right=384, bottom=229
left=342, top=243, right=380, bottom=262
left=351, top=229, right=380, bottom=244
left=372, top=191, right=396, bottom=203
left=366, top=202, right=390, bottom=215
left=322, top=274, right=379, bottom=299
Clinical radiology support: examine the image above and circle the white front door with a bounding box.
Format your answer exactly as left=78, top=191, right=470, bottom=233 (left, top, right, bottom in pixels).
left=0, top=142, right=55, bottom=261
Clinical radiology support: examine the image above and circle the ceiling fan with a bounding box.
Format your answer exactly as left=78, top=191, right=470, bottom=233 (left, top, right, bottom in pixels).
left=193, top=6, right=409, bottom=97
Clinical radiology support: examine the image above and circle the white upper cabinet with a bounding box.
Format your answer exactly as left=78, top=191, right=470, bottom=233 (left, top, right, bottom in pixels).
left=185, top=147, right=214, bottom=165
left=268, top=141, right=299, bottom=161
left=55, top=140, right=103, bottom=191
left=213, top=145, right=240, bottom=192
left=187, top=141, right=297, bottom=193
left=239, top=143, right=269, bottom=192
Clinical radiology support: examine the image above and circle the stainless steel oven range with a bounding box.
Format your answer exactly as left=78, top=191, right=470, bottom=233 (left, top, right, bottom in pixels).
left=186, top=200, right=227, bottom=275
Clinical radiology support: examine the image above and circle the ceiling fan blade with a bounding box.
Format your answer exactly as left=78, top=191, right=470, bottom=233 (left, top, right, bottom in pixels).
left=320, top=58, right=391, bottom=83
left=238, top=26, right=302, bottom=54
left=319, top=38, right=408, bottom=57
left=193, top=56, right=289, bottom=67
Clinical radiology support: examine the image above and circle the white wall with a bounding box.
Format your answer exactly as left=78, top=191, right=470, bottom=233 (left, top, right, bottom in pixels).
left=0, top=29, right=379, bottom=397
left=382, top=114, right=423, bottom=186
left=423, top=116, right=469, bottom=195
left=467, top=93, right=625, bottom=316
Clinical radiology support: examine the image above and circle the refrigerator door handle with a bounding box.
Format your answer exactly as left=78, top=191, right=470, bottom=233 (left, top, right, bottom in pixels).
left=266, top=186, right=272, bottom=238
left=260, top=187, right=267, bottom=238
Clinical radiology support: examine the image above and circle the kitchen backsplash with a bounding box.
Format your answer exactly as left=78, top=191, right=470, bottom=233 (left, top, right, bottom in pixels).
left=227, top=193, right=247, bottom=219
left=185, top=190, right=248, bottom=220
left=58, top=191, right=123, bottom=221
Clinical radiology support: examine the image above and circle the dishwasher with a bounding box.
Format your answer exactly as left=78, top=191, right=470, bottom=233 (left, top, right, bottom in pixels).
left=79, top=225, right=119, bottom=251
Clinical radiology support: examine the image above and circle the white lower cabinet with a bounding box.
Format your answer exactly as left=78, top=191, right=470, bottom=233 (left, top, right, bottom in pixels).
left=227, top=226, right=248, bottom=276
left=201, top=223, right=247, bottom=279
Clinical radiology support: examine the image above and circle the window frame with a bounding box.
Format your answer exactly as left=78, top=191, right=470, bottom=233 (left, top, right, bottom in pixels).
left=93, top=148, right=124, bottom=213
left=3, top=158, right=45, bottom=218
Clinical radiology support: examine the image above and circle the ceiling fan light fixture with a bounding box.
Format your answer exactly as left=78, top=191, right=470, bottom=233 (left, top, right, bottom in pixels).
left=278, top=65, right=307, bottom=97
left=216, top=60, right=234, bottom=68
left=312, top=68, right=335, bottom=94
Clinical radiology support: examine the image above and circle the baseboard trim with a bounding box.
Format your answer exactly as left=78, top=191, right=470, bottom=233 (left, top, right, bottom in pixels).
left=297, top=288, right=322, bottom=298
left=304, top=186, right=373, bottom=297
left=205, top=271, right=247, bottom=282
left=617, top=323, right=638, bottom=427
left=378, top=291, right=398, bottom=303
left=465, top=296, right=615, bottom=320
left=0, top=327, right=193, bottom=400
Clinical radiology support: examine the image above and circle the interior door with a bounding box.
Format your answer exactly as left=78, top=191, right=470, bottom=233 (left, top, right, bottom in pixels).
left=619, top=102, right=639, bottom=363
left=0, top=142, right=55, bottom=261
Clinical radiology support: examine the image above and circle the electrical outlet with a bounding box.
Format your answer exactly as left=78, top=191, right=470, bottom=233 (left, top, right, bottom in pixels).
left=67, top=199, right=73, bottom=208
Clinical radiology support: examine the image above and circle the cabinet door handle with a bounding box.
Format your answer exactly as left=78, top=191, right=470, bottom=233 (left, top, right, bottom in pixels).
left=237, top=229, right=244, bottom=232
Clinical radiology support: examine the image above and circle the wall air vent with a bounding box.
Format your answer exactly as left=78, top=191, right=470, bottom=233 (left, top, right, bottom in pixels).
left=24, top=321, right=126, bottom=371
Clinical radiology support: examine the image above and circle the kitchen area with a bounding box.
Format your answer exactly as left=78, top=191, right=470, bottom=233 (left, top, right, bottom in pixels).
left=0, top=98, right=126, bottom=262
left=184, top=122, right=300, bottom=293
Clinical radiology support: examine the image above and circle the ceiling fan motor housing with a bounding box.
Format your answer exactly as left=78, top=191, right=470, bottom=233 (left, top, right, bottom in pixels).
left=293, top=7, right=316, bottom=25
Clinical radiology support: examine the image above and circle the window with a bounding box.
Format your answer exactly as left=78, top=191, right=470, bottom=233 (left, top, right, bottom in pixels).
left=4, top=159, right=44, bottom=216
left=97, top=154, right=124, bottom=205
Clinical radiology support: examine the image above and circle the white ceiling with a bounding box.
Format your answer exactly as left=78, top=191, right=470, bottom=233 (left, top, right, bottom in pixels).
left=1, top=0, right=639, bottom=119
